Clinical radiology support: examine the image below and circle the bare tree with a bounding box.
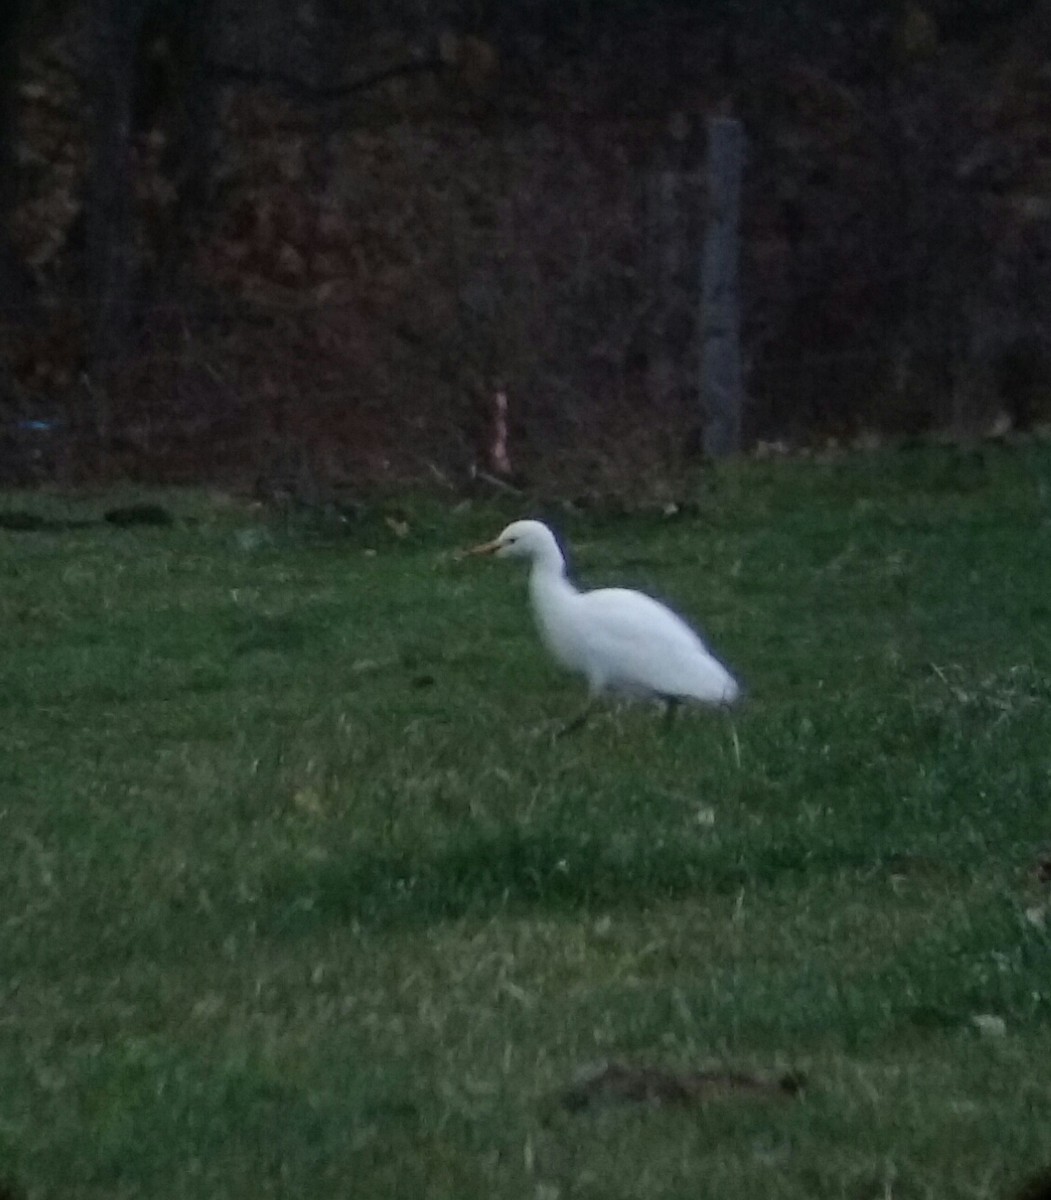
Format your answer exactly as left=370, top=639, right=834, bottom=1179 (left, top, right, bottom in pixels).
left=148, top=0, right=221, bottom=289
left=83, top=0, right=150, bottom=380
left=0, top=0, right=31, bottom=309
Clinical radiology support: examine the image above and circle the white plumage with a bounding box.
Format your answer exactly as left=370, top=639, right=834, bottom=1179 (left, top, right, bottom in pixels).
left=468, top=519, right=739, bottom=715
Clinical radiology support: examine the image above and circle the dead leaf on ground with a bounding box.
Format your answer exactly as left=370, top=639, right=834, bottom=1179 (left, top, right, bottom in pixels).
left=558, top=1062, right=804, bottom=1112
left=1015, top=1171, right=1051, bottom=1200
left=1025, top=904, right=1047, bottom=929
left=292, top=787, right=325, bottom=816
left=883, top=852, right=949, bottom=879
left=971, top=1013, right=1007, bottom=1037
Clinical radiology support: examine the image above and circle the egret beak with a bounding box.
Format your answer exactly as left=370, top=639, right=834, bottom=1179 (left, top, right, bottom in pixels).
left=465, top=538, right=501, bottom=557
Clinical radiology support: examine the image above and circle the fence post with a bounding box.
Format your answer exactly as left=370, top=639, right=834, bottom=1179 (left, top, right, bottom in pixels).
left=646, top=164, right=680, bottom=416
left=700, top=115, right=745, bottom=457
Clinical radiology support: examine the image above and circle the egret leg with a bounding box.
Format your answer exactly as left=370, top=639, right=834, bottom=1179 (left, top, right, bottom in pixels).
left=556, top=702, right=594, bottom=738
left=725, top=711, right=741, bottom=768
left=662, top=697, right=683, bottom=728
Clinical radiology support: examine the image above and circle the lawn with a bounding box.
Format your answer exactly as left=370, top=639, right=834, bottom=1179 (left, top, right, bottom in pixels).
left=2, top=445, right=1051, bottom=1199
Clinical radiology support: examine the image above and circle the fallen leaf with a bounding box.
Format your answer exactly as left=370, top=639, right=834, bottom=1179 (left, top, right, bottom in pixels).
left=1015, top=1170, right=1051, bottom=1200
left=1025, top=905, right=1047, bottom=930
left=970, top=1014, right=1007, bottom=1037
left=293, top=787, right=324, bottom=816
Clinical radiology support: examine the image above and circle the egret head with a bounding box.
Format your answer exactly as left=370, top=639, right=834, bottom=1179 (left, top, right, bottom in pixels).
left=467, top=519, right=564, bottom=566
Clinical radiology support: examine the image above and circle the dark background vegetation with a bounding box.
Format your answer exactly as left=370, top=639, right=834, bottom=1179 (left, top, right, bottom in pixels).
left=2, top=0, right=1051, bottom=490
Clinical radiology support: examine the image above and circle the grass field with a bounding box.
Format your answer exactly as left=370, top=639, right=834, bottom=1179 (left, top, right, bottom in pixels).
left=2, top=445, right=1051, bottom=1199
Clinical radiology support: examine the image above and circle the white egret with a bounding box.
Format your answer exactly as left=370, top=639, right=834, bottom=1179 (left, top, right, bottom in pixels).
left=468, top=519, right=740, bottom=733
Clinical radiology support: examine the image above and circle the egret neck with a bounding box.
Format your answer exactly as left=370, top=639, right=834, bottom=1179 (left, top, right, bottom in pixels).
left=525, top=533, right=583, bottom=676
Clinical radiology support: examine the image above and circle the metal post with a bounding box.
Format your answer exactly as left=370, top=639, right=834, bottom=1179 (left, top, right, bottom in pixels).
left=701, top=115, right=745, bottom=457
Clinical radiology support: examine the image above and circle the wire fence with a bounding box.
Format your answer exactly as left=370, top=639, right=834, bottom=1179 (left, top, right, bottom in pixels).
left=3, top=50, right=1051, bottom=491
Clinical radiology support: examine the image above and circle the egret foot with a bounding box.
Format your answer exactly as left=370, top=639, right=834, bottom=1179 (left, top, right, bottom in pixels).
left=556, top=704, right=594, bottom=738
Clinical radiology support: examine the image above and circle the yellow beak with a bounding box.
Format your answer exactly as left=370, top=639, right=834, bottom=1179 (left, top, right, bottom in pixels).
left=465, top=538, right=501, bottom=557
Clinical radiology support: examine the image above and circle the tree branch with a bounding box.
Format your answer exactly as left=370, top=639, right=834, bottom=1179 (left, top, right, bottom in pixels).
left=204, top=56, right=445, bottom=103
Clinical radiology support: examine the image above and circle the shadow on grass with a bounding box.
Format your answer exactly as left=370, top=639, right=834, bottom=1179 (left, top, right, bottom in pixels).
left=262, top=824, right=886, bottom=934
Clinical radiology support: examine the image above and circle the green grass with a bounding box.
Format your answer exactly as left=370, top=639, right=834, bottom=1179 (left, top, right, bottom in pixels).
left=2, top=444, right=1051, bottom=1198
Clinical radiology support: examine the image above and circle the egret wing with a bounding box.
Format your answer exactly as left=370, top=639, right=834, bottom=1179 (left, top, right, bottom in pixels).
left=573, top=588, right=737, bottom=704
